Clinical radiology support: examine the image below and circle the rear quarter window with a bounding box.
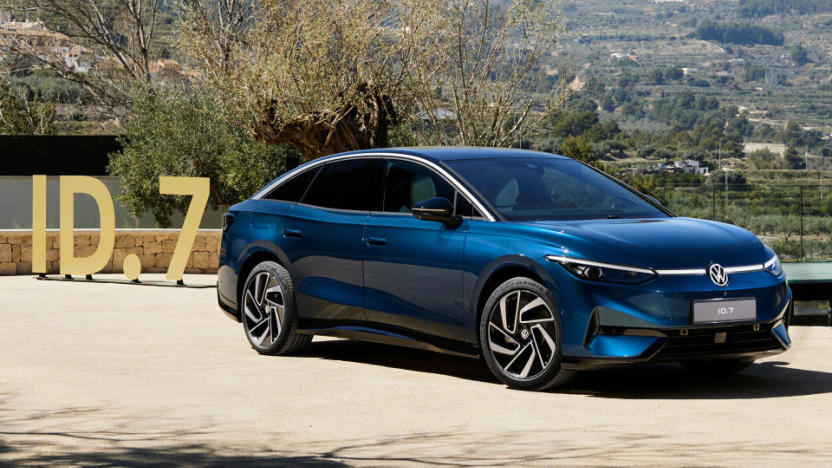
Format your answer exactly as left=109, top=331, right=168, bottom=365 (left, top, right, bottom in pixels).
left=301, top=158, right=382, bottom=211
left=263, top=166, right=320, bottom=203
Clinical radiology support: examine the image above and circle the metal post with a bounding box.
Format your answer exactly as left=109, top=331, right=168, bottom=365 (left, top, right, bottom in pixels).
left=725, top=173, right=728, bottom=216
left=711, top=181, right=716, bottom=220
left=719, top=144, right=727, bottom=218
left=800, top=185, right=805, bottom=261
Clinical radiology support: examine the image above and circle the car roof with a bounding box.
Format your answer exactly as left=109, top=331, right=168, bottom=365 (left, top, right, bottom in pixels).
left=318, top=147, right=570, bottom=163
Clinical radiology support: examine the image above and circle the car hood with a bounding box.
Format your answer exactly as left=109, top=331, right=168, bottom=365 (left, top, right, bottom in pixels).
left=522, top=217, right=767, bottom=270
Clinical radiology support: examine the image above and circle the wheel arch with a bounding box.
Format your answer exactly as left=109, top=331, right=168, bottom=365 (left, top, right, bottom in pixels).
left=236, top=241, right=292, bottom=310
left=472, top=256, right=558, bottom=340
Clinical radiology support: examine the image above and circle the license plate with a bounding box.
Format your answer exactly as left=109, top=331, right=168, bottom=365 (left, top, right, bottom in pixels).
left=692, top=298, right=756, bottom=324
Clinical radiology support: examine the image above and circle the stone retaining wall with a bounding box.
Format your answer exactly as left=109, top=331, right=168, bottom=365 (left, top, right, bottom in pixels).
left=0, top=230, right=222, bottom=275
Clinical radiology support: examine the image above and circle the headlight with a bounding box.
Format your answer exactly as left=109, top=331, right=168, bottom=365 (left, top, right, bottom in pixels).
left=545, top=255, right=657, bottom=284
left=764, top=254, right=783, bottom=276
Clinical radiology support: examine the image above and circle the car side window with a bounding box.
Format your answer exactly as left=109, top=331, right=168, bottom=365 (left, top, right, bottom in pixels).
left=383, top=160, right=456, bottom=213
left=453, top=192, right=482, bottom=218
left=263, top=166, right=320, bottom=202
left=301, top=158, right=382, bottom=211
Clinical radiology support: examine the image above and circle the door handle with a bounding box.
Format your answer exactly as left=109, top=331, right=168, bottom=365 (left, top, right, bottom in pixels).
left=283, top=228, right=303, bottom=238
left=366, top=236, right=387, bottom=246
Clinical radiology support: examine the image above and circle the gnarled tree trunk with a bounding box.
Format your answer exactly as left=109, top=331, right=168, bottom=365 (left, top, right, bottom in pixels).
left=253, top=83, right=396, bottom=160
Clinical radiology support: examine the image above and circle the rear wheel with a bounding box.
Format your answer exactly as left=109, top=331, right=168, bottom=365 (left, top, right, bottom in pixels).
left=679, top=358, right=755, bottom=375
left=479, top=277, right=576, bottom=391
left=241, top=261, right=311, bottom=355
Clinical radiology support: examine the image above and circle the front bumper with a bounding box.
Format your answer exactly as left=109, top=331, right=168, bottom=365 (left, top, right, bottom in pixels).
left=546, top=262, right=793, bottom=367
left=561, top=302, right=791, bottom=371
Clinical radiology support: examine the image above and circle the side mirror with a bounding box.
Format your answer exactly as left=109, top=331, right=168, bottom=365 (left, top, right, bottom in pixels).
left=411, top=197, right=462, bottom=227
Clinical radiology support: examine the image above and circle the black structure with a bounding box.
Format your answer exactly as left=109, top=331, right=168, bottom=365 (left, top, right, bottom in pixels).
left=0, top=135, right=121, bottom=175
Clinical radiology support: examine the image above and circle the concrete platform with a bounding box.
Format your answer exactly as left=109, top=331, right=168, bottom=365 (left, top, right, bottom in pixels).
left=2, top=274, right=832, bottom=466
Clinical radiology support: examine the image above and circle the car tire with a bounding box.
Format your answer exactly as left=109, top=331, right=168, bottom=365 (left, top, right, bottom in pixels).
left=240, top=260, right=311, bottom=355
left=679, top=358, right=755, bottom=375
left=479, top=277, right=576, bottom=391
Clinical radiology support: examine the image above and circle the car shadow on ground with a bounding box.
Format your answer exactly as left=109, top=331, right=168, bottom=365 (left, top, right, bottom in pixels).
left=298, top=338, right=496, bottom=383
left=566, top=360, right=832, bottom=399
left=298, top=339, right=832, bottom=399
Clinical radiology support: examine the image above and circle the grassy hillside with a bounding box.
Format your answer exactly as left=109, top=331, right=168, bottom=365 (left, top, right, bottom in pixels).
left=555, top=0, right=832, bottom=131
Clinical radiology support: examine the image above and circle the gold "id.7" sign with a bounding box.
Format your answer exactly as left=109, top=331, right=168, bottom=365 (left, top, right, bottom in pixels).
left=31, top=175, right=210, bottom=282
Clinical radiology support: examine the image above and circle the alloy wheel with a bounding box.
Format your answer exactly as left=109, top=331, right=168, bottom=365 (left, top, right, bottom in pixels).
left=487, top=289, right=558, bottom=380
left=243, top=271, right=285, bottom=349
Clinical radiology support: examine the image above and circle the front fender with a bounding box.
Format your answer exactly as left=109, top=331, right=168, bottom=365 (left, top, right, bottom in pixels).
left=471, top=255, right=559, bottom=310
left=465, top=252, right=564, bottom=345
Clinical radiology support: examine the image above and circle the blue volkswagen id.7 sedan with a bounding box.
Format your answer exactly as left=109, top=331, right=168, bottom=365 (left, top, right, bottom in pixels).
left=217, top=148, right=792, bottom=390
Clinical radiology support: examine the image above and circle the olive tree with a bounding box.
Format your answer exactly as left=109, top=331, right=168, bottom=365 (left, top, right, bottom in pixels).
left=108, top=87, right=296, bottom=227
left=183, top=0, right=568, bottom=160
left=0, top=79, right=55, bottom=134
left=403, top=0, right=567, bottom=147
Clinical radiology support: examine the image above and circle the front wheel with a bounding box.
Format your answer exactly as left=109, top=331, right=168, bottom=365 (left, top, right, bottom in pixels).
left=241, top=260, right=311, bottom=355
left=479, top=277, right=576, bottom=391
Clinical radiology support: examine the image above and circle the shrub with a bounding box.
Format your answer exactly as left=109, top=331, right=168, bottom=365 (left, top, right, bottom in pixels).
left=109, top=88, right=299, bottom=227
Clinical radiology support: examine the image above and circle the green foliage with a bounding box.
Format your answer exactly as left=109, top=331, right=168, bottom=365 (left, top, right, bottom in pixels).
left=108, top=88, right=298, bottom=227
left=686, top=77, right=710, bottom=88
left=624, top=174, right=659, bottom=199
left=744, top=65, right=767, bottom=82
left=784, top=146, right=805, bottom=169
left=560, top=135, right=596, bottom=165
left=650, top=92, right=720, bottom=130
left=782, top=121, right=803, bottom=146
left=0, top=80, right=55, bottom=135
left=649, top=69, right=664, bottom=85
left=726, top=114, right=753, bottom=137
left=779, top=120, right=823, bottom=148
left=551, top=111, right=598, bottom=138
left=545, top=110, right=621, bottom=158
left=185, top=0, right=567, bottom=156
left=694, top=20, right=784, bottom=46
left=790, top=44, right=810, bottom=66
left=11, top=74, right=91, bottom=104
left=753, top=123, right=777, bottom=140
left=652, top=171, right=705, bottom=187
left=594, top=139, right=628, bottom=159
left=739, top=0, right=832, bottom=18
left=664, top=66, right=684, bottom=81
left=711, top=170, right=748, bottom=185
left=747, top=149, right=785, bottom=169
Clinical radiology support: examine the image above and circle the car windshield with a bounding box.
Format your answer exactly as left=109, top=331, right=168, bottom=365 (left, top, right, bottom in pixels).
left=446, top=157, right=668, bottom=221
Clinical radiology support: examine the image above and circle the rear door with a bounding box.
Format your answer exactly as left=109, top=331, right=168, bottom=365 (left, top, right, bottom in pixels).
left=282, top=157, right=383, bottom=324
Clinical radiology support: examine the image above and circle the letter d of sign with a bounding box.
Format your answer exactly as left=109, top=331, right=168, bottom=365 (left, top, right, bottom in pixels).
left=59, top=176, right=116, bottom=276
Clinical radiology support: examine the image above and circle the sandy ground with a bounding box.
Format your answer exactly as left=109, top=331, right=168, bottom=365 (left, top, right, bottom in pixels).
left=2, top=274, right=832, bottom=467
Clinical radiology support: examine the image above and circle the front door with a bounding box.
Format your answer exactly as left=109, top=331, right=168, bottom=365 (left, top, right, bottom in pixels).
left=363, top=158, right=470, bottom=342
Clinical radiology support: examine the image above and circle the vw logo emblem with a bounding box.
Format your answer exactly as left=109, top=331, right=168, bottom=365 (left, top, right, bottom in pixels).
left=709, top=263, right=729, bottom=287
